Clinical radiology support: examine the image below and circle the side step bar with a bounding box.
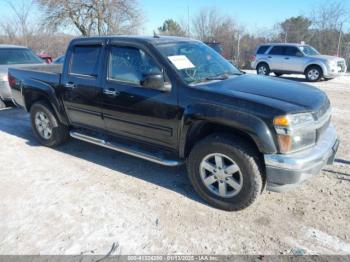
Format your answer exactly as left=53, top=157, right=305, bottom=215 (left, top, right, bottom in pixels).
left=70, top=131, right=184, bottom=167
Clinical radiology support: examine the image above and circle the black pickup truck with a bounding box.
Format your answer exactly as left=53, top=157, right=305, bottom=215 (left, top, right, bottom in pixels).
left=9, top=36, right=339, bottom=211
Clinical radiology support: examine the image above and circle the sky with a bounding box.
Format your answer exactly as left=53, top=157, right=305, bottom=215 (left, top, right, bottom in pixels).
left=0, top=0, right=349, bottom=35
left=139, top=0, right=350, bottom=34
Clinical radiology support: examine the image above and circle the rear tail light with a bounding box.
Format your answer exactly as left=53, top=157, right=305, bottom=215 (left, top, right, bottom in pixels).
left=250, top=55, right=256, bottom=62
left=8, top=74, right=17, bottom=88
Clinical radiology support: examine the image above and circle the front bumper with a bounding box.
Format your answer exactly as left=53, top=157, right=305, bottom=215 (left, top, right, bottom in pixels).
left=264, top=124, right=339, bottom=192
left=324, top=63, right=348, bottom=78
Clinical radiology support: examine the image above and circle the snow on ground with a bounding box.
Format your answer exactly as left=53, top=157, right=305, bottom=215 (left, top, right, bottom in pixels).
left=0, top=73, right=350, bottom=255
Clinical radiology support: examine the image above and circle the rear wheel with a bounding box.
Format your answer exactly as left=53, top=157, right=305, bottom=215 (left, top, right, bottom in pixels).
left=305, top=66, right=322, bottom=82
left=30, top=101, right=69, bottom=147
left=257, top=63, right=270, bottom=76
left=187, top=133, right=264, bottom=211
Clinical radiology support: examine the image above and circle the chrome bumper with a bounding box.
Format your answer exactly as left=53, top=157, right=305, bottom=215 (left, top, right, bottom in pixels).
left=264, top=124, right=339, bottom=192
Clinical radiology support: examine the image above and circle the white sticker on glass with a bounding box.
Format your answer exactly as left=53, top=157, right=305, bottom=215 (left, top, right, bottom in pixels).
left=168, top=55, right=195, bottom=70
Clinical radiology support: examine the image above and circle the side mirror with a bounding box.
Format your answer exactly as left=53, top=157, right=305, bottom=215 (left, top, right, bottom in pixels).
left=141, top=73, right=171, bottom=92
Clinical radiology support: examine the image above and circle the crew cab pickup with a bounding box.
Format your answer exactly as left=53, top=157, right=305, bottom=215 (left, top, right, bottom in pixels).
left=9, top=36, right=339, bottom=211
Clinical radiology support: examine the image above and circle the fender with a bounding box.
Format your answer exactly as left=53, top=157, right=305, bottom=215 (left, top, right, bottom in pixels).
left=179, top=103, right=278, bottom=157
left=21, top=78, right=69, bottom=126
left=303, top=60, right=328, bottom=75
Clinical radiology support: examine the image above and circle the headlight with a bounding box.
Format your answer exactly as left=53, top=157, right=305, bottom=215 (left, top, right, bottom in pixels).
left=273, top=113, right=316, bottom=153
left=327, top=60, right=337, bottom=67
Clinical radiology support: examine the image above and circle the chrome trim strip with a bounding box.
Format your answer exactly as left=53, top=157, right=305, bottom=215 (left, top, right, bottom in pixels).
left=70, top=131, right=184, bottom=167
left=265, top=124, right=337, bottom=170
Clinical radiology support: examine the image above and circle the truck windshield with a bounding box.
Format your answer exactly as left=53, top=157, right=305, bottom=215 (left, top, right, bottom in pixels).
left=157, top=41, right=242, bottom=84
left=0, top=48, right=43, bottom=65
left=299, top=45, right=320, bottom=56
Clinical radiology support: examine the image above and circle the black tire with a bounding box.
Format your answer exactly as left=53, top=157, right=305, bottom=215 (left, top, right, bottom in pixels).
left=305, top=66, right=323, bottom=82
left=274, top=72, right=283, bottom=77
left=256, top=63, right=270, bottom=76
left=30, top=100, right=69, bottom=147
left=187, top=133, right=264, bottom=211
left=4, top=100, right=15, bottom=108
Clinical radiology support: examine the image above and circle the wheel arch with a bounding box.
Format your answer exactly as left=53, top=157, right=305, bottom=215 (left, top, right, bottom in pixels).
left=304, top=63, right=325, bottom=76
left=179, top=106, right=277, bottom=159
left=22, top=79, right=69, bottom=125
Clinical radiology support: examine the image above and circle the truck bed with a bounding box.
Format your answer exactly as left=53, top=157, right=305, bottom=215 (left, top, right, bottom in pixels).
left=8, top=64, right=63, bottom=109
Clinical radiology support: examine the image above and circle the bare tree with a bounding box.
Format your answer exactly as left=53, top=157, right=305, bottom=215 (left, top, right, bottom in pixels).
left=309, top=1, right=349, bottom=55
left=0, top=0, right=36, bottom=46
left=35, top=0, right=143, bottom=36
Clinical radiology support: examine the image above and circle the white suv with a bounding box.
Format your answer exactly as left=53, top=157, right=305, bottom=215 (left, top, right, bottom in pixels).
left=251, top=43, right=347, bottom=82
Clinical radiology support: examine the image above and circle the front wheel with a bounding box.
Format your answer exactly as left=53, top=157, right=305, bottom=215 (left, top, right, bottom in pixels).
left=30, top=100, right=69, bottom=147
left=305, top=66, right=322, bottom=82
left=187, top=134, right=264, bottom=211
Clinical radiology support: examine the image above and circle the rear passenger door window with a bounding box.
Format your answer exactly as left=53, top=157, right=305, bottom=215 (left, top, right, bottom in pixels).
left=269, top=46, right=285, bottom=55
left=70, top=46, right=102, bottom=77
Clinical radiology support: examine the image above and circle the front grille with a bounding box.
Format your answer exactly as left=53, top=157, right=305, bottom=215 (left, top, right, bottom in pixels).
left=337, top=61, right=346, bottom=72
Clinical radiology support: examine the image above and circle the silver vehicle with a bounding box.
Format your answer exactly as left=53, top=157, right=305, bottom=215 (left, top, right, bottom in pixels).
left=0, top=45, right=43, bottom=105
left=251, top=43, right=347, bottom=82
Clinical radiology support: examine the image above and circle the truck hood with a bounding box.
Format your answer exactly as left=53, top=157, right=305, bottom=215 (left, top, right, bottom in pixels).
left=197, top=74, right=328, bottom=115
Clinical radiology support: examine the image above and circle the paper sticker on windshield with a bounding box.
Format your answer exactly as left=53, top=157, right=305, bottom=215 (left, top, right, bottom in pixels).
left=168, top=55, right=195, bottom=70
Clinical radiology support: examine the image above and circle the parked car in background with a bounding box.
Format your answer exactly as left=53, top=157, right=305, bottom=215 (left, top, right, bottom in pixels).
left=52, top=55, right=65, bottom=64
left=9, top=36, right=338, bottom=211
left=37, top=52, right=53, bottom=64
left=0, top=45, right=44, bottom=105
left=251, top=43, right=347, bottom=82
left=205, top=41, right=224, bottom=56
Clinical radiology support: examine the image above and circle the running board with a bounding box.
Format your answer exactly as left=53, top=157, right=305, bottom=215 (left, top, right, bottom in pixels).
left=69, top=131, right=184, bottom=167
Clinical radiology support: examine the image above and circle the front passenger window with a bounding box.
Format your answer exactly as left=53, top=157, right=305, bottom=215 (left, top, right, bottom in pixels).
left=108, top=46, right=162, bottom=85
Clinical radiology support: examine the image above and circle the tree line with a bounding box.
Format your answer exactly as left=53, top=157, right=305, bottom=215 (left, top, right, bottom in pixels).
left=0, top=0, right=349, bottom=69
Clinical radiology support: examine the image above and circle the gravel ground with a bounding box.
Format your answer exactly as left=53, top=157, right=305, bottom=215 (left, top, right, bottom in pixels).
left=0, top=72, right=349, bottom=255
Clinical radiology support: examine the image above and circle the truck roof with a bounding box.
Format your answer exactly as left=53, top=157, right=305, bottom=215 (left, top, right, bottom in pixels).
left=71, top=35, right=196, bottom=45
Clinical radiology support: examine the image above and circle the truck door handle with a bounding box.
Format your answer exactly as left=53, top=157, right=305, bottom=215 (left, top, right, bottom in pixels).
left=284, top=57, right=290, bottom=60
left=268, top=56, right=272, bottom=59
left=103, top=88, right=119, bottom=96
left=65, top=83, right=76, bottom=89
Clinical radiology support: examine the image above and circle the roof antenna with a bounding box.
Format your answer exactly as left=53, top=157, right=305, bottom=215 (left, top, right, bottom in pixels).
left=153, top=30, right=160, bottom=38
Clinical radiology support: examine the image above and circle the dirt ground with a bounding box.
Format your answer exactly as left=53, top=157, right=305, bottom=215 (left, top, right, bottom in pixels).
left=0, top=72, right=350, bottom=255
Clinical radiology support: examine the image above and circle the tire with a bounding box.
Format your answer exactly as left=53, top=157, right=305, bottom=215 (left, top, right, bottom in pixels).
left=30, top=100, right=69, bottom=147
left=256, top=63, right=270, bottom=76
left=274, top=72, right=283, bottom=77
left=4, top=100, right=14, bottom=108
left=305, top=66, right=322, bottom=82
left=187, top=133, right=264, bottom=211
